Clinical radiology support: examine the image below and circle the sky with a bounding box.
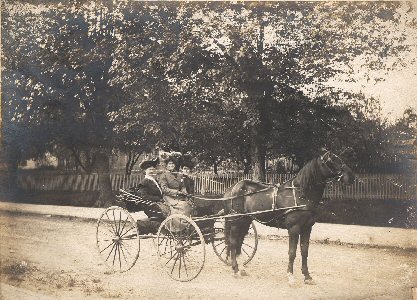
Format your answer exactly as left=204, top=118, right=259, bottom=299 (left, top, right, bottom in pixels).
left=331, top=64, right=417, bottom=121
left=335, top=1, right=417, bottom=121
left=367, top=67, right=417, bottom=120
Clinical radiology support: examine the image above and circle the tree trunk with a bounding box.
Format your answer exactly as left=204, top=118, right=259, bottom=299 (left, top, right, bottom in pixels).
left=243, top=158, right=251, bottom=175
left=213, top=160, right=218, bottom=175
left=250, top=126, right=266, bottom=182
left=4, top=144, right=20, bottom=198
left=125, top=151, right=132, bottom=175
left=125, top=151, right=141, bottom=175
left=94, top=151, right=113, bottom=207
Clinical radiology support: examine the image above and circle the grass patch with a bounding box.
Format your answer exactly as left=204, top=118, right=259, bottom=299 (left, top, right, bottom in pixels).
left=2, top=261, right=33, bottom=281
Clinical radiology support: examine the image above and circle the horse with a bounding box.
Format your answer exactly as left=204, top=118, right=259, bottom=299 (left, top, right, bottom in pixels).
left=223, top=150, right=355, bottom=285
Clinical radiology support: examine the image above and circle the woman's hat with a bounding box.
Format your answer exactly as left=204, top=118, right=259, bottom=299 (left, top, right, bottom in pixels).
left=160, top=151, right=182, bottom=165
left=139, top=157, right=159, bottom=170
left=180, top=155, right=195, bottom=169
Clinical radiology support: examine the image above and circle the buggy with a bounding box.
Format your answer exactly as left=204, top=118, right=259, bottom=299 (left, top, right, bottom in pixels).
left=96, top=188, right=258, bottom=281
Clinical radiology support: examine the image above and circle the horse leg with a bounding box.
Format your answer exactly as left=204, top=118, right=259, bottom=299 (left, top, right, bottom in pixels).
left=230, top=247, right=239, bottom=276
left=226, top=221, right=240, bottom=276
left=300, top=225, right=315, bottom=285
left=287, top=225, right=300, bottom=286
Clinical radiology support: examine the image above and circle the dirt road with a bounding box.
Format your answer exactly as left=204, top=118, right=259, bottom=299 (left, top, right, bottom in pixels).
left=1, top=212, right=416, bottom=299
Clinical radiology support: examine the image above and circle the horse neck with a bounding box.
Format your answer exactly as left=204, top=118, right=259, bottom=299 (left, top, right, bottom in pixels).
left=293, top=158, right=328, bottom=203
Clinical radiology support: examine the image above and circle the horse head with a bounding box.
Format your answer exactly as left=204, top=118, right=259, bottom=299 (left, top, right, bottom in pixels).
left=319, top=149, right=355, bottom=185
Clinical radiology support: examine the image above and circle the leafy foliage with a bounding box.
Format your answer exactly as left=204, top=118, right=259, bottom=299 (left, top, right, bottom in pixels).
left=2, top=1, right=416, bottom=186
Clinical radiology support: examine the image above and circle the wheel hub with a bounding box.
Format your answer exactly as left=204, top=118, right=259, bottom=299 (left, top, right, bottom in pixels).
left=175, top=243, right=185, bottom=253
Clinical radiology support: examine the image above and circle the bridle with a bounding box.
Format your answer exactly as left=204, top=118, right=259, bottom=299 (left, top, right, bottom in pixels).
left=320, top=151, right=347, bottom=182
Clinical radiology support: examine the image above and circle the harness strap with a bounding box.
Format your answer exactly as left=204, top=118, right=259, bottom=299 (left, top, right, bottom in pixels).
left=191, top=187, right=272, bottom=201
left=291, top=180, right=298, bottom=206
left=272, top=186, right=278, bottom=209
left=192, top=205, right=307, bottom=221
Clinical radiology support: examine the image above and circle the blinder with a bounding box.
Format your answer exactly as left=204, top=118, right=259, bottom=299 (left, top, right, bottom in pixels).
left=320, top=151, right=346, bottom=181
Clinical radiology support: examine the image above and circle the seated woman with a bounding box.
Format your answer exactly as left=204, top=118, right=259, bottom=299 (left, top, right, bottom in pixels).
left=180, top=157, right=195, bottom=195
left=138, top=157, right=165, bottom=218
left=159, top=154, right=193, bottom=217
left=135, top=157, right=168, bottom=234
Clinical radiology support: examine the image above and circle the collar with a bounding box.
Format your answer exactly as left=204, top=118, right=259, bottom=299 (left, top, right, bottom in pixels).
left=145, top=175, right=156, bottom=180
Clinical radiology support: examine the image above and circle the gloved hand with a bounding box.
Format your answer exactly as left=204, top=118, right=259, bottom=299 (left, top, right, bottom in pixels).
left=177, top=191, right=188, bottom=197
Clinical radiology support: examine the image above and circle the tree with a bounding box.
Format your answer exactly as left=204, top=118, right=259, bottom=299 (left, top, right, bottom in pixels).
left=2, top=1, right=127, bottom=206
left=3, top=1, right=415, bottom=196
left=105, top=2, right=416, bottom=179
left=157, top=2, right=416, bottom=178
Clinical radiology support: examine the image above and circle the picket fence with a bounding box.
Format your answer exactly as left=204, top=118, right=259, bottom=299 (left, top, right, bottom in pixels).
left=16, top=172, right=417, bottom=200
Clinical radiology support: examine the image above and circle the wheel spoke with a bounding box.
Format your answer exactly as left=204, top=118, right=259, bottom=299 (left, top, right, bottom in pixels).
left=112, top=243, right=118, bottom=266
left=118, top=211, right=122, bottom=236
left=119, top=243, right=129, bottom=264
left=112, top=210, right=119, bottom=236
left=120, top=241, right=134, bottom=257
left=100, top=240, right=116, bottom=254
left=242, top=241, right=255, bottom=250
left=120, top=225, right=137, bottom=238
left=119, top=215, right=130, bottom=237
left=105, top=212, right=117, bottom=234
left=185, top=227, right=197, bottom=240
left=241, top=246, right=250, bottom=258
left=170, top=252, right=180, bottom=274
left=118, top=242, right=122, bottom=269
left=164, top=248, right=178, bottom=265
left=182, top=252, right=188, bottom=277
left=178, top=250, right=182, bottom=278
left=214, top=240, right=225, bottom=247
left=159, top=247, right=177, bottom=257
left=99, top=225, right=116, bottom=237
left=219, top=244, right=227, bottom=256
left=157, top=214, right=205, bottom=281
left=105, top=242, right=117, bottom=262
left=97, top=207, right=140, bottom=273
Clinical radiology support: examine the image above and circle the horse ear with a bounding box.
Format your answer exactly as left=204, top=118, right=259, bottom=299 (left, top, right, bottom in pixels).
left=319, top=147, right=330, bottom=161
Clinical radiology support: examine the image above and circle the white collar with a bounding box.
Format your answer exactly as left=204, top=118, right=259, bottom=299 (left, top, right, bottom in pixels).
left=145, top=175, right=157, bottom=181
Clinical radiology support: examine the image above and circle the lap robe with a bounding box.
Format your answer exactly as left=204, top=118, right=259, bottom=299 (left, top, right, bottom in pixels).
left=163, top=195, right=193, bottom=232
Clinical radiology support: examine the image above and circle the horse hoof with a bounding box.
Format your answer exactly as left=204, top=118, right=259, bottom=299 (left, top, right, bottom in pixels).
left=287, top=274, right=296, bottom=286
left=304, top=278, right=316, bottom=285
left=239, top=269, right=248, bottom=276
left=232, top=273, right=242, bottom=279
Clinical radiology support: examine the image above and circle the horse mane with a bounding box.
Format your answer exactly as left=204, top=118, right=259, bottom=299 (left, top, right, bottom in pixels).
left=295, top=158, right=325, bottom=191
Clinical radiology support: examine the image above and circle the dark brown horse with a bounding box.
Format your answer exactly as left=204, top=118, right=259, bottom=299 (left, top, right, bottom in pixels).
left=223, top=150, right=355, bottom=285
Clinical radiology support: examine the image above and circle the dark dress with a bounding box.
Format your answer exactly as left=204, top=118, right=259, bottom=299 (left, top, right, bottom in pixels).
left=140, top=177, right=163, bottom=203
left=140, top=177, right=164, bottom=219
left=125, top=176, right=164, bottom=220
left=134, top=176, right=167, bottom=234
left=182, top=174, right=195, bottom=195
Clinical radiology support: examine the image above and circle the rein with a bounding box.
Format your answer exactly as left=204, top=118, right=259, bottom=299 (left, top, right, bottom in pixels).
left=190, top=186, right=272, bottom=201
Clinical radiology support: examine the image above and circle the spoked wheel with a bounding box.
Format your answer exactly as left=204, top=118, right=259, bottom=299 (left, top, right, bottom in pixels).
left=96, top=206, right=140, bottom=273
left=157, top=214, right=205, bottom=282
left=212, top=219, right=258, bottom=266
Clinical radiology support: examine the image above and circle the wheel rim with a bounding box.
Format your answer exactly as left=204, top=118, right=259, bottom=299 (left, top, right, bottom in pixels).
left=212, top=219, right=258, bottom=266
left=157, top=214, right=205, bottom=282
left=96, top=206, right=140, bottom=272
